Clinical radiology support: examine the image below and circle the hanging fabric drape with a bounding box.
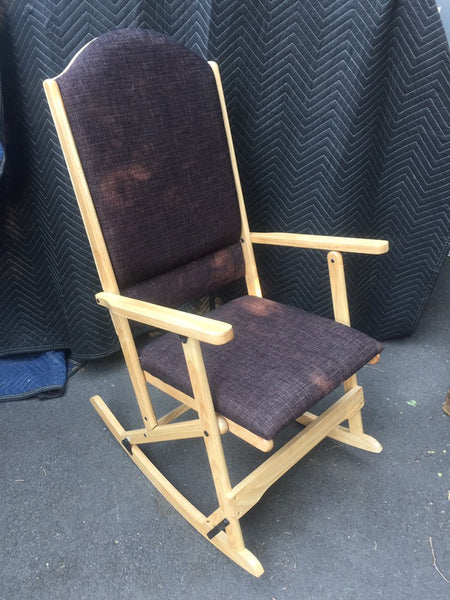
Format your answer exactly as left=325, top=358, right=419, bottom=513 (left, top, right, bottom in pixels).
left=0, top=0, right=449, bottom=362
left=0, top=74, right=4, bottom=177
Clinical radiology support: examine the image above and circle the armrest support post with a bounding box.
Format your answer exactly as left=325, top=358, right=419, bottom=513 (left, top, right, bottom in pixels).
left=327, top=251, right=358, bottom=392
left=327, top=251, right=350, bottom=326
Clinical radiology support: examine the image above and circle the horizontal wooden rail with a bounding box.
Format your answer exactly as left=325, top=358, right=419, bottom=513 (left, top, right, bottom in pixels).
left=228, top=387, right=364, bottom=518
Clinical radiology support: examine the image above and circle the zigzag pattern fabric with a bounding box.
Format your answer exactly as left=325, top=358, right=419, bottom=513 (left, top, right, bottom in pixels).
left=0, top=0, right=449, bottom=360
left=0, top=69, right=4, bottom=177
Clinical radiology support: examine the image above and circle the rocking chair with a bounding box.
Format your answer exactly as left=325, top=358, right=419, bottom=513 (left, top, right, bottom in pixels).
left=44, top=29, right=388, bottom=576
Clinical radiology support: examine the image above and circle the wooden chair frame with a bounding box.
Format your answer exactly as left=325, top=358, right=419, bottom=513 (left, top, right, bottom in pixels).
left=43, top=59, right=388, bottom=577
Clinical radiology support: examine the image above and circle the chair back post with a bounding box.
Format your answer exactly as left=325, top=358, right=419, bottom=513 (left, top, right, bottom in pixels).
left=208, top=62, right=262, bottom=298
left=43, top=78, right=119, bottom=295
left=43, top=75, right=158, bottom=429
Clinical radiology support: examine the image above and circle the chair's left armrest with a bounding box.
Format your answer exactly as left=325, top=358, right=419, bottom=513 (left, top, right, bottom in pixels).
left=250, top=232, right=388, bottom=255
left=96, top=292, right=233, bottom=346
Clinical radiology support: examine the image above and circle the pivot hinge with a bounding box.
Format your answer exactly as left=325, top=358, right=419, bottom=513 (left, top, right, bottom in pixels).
left=207, top=518, right=230, bottom=540
left=121, top=437, right=133, bottom=455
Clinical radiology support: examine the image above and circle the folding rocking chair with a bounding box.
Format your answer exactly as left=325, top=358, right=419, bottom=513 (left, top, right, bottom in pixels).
left=44, top=29, right=388, bottom=576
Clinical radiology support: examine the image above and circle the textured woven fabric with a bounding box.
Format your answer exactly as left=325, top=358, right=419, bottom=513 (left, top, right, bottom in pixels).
left=0, top=351, right=67, bottom=401
left=123, top=242, right=244, bottom=307
left=56, top=29, right=243, bottom=302
left=139, top=295, right=383, bottom=440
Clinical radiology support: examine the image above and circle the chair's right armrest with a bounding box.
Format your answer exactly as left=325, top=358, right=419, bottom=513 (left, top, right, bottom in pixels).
left=96, top=292, right=233, bottom=346
left=250, top=232, right=389, bottom=254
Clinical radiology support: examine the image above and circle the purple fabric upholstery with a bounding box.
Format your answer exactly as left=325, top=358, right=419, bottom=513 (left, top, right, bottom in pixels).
left=57, top=29, right=244, bottom=302
left=123, top=242, right=244, bottom=308
left=139, top=295, right=383, bottom=440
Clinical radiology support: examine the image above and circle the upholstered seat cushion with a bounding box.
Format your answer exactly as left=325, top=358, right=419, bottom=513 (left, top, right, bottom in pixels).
left=139, top=295, right=383, bottom=440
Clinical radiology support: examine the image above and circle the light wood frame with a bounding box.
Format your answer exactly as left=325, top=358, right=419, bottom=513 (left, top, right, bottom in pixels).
left=43, top=53, right=388, bottom=577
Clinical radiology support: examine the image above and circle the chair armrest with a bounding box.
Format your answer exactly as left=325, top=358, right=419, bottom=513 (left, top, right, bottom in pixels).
left=250, top=232, right=389, bottom=255
left=96, top=292, right=233, bottom=346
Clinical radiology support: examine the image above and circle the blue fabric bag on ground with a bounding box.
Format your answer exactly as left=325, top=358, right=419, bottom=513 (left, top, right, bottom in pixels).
left=0, top=351, right=76, bottom=401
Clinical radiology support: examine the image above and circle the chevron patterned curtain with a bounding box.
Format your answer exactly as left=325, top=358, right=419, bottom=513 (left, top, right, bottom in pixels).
left=0, top=70, right=4, bottom=177
left=0, top=0, right=449, bottom=363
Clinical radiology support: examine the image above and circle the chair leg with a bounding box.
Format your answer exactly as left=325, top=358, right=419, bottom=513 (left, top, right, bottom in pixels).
left=90, top=394, right=264, bottom=576
left=347, top=407, right=364, bottom=435
left=341, top=368, right=367, bottom=435
left=180, top=338, right=263, bottom=568
left=327, top=251, right=379, bottom=445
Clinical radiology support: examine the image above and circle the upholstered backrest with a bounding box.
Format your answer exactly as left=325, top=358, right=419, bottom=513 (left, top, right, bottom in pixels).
left=57, top=29, right=245, bottom=306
